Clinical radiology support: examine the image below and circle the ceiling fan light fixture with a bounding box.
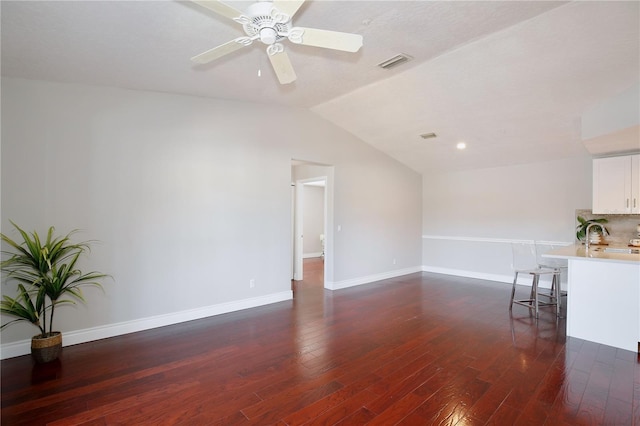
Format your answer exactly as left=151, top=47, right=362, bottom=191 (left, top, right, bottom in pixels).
left=260, top=27, right=278, bottom=45
left=378, top=53, right=413, bottom=70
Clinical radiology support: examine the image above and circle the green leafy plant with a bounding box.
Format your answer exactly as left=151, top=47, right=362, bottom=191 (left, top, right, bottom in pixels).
left=576, top=216, right=609, bottom=242
left=1, top=222, right=107, bottom=337
left=0, top=283, right=46, bottom=335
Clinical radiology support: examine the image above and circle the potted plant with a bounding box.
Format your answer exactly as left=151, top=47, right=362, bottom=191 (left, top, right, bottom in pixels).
left=576, top=215, right=609, bottom=244
left=1, top=222, right=107, bottom=363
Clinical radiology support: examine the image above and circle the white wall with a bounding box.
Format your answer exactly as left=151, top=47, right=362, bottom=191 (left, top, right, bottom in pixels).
left=422, top=156, right=592, bottom=282
left=581, top=83, right=640, bottom=155
left=302, top=185, right=324, bottom=257
left=581, top=83, right=639, bottom=140
left=0, top=78, right=422, bottom=356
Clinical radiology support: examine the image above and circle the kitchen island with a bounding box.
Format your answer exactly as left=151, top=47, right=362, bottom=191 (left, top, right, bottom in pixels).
left=544, top=245, right=640, bottom=353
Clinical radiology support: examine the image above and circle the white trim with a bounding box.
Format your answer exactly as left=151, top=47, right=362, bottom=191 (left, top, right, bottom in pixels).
left=0, top=291, right=292, bottom=360
left=325, top=265, right=552, bottom=291
left=325, top=266, right=422, bottom=291
left=422, top=265, right=513, bottom=284
left=421, top=265, right=556, bottom=288
left=293, top=180, right=304, bottom=281
left=422, top=235, right=572, bottom=246
left=303, top=252, right=323, bottom=259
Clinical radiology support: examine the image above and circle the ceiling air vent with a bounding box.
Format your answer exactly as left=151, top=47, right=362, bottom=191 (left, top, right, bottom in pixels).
left=377, top=53, right=413, bottom=70
left=420, top=133, right=437, bottom=140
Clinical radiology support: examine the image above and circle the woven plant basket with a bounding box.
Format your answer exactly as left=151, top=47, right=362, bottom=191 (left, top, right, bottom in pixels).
left=31, top=332, right=62, bottom=364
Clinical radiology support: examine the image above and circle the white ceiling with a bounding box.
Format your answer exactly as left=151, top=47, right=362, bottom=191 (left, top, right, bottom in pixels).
left=2, top=1, right=639, bottom=174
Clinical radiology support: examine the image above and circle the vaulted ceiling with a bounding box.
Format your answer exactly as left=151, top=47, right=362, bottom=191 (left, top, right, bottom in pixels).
left=2, top=1, right=638, bottom=174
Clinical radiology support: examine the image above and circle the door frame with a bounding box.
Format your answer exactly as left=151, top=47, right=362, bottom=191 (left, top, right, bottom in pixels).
left=293, top=176, right=331, bottom=285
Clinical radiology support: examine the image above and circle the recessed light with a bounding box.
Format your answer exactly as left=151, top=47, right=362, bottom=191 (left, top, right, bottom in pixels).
left=456, top=142, right=466, bottom=150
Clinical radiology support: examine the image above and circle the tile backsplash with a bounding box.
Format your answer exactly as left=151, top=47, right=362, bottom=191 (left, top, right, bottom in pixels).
left=576, top=209, right=640, bottom=246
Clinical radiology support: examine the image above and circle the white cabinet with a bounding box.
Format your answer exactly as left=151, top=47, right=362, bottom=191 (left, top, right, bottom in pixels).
left=593, top=154, right=640, bottom=214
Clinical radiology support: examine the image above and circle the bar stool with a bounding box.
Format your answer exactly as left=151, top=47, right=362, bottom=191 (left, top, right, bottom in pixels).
left=509, top=242, right=561, bottom=318
left=535, top=242, right=568, bottom=317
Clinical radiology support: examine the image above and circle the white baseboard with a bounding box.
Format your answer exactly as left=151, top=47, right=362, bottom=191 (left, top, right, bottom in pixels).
left=0, top=290, right=293, bottom=360
left=422, top=265, right=513, bottom=284
left=303, top=252, right=323, bottom=259
left=325, top=266, right=423, bottom=291
left=421, top=265, right=556, bottom=288
left=323, top=265, right=544, bottom=292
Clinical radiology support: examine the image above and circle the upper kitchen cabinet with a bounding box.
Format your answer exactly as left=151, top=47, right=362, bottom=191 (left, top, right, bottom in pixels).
left=593, top=154, right=640, bottom=214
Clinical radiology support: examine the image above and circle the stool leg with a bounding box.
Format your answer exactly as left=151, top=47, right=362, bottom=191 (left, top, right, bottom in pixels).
left=529, top=277, right=536, bottom=301
left=509, top=272, right=518, bottom=311
left=533, top=274, right=540, bottom=318
left=554, top=272, right=561, bottom=317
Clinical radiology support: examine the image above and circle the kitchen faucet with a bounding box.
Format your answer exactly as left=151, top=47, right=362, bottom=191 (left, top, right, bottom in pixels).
left=585, top=222, right=608, bottom=250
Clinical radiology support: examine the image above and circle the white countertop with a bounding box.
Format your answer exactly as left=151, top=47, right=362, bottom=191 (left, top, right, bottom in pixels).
left=543, top=244, right=640, bottom=264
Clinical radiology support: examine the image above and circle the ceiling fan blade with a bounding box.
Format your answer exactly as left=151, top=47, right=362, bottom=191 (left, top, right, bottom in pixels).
left=288, top=27, right=363, bottom=52
left=268, top=50, right=297, bottom=84
left=191, top=0, right=243, bottom=20
left=273, top=0, right=306, bottom=19
left=191, top=39, right=245, bottom=64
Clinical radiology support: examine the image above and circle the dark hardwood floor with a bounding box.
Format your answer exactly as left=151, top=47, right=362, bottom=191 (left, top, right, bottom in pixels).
left=2, top=258, right=638, bottom=425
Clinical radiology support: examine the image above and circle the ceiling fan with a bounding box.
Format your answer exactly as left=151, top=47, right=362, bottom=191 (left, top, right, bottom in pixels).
left=190, top=0, right=364, bottom=84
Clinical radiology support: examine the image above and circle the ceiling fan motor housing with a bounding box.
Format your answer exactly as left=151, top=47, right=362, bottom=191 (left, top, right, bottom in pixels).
left=243, top=1, right=291, bottom=45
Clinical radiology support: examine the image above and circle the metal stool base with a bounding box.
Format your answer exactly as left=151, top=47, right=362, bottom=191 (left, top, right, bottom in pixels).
left=509, top=269, right=561, bottom=318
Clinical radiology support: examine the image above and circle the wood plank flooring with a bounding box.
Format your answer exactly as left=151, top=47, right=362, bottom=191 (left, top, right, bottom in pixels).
left=2, top=257, right=639, bottom=425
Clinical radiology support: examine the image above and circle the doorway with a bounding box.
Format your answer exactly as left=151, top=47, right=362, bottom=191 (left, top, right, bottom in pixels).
left=291, top=161, right=334, bottom=289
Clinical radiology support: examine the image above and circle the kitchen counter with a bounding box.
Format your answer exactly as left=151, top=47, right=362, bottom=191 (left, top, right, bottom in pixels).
left=543, top=244, right=640, bottom=264
left=544, top=244, right=640, bottom=353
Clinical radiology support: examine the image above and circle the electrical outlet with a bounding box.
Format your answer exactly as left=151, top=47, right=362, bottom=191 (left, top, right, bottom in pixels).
left=249, top=279, right=255, bottom=288
left=393, top=258, right=397, bottom=265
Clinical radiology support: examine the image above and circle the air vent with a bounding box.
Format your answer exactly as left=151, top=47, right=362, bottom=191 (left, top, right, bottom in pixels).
left=378, top=53, right=413, bottom=70
left=420, top=133, right=437, bottom=140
